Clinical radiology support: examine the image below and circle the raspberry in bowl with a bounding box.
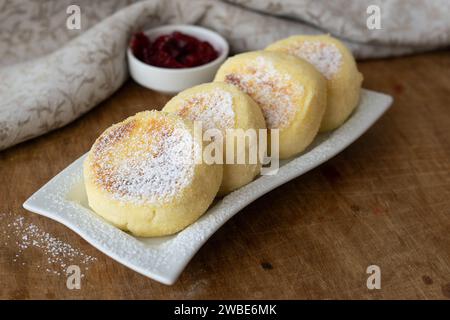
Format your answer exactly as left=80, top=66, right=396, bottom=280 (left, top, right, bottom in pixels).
left=127, top=25, right=229, bottom=94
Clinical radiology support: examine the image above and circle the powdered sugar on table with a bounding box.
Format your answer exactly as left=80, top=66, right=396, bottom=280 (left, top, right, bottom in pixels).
left=1, top=212, right=97, bottom=276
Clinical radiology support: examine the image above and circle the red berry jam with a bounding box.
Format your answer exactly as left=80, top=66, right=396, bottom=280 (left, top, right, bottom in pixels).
left=130, top=31, right=219, bottom=68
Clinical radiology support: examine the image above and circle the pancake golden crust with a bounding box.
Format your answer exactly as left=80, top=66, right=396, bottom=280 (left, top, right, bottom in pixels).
left=214, top=51, right=327, bottom=159
left=84, top=110, right=222, bottom=237
left=266, top=34, right=363, bottom=131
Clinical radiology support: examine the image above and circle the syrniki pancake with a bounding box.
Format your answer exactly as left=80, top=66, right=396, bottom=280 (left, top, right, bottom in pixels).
left=163, top=82, right=266, bottom=195
left=266, top=34, right=363, bottom=131
left=214, top=51, right=327, bottom=159
left=83, top=110, right=222, bottom=237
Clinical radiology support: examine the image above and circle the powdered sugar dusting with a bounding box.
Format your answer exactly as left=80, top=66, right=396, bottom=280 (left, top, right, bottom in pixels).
left=289, top=41, right=342, bottom=80
left=225, top=56, right=303, bottom=129
left=91, top=114, right=197, bottom=205
left=177, top=89, right=235, bottom=132
left=1, top=212, right=96, bottom=277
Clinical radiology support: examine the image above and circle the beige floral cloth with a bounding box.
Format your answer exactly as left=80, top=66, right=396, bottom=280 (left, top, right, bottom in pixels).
left=0, top=0, right=449, bottom=150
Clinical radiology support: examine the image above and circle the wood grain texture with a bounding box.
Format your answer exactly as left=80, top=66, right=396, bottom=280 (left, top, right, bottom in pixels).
left=0, top=50, right=449, bottom=299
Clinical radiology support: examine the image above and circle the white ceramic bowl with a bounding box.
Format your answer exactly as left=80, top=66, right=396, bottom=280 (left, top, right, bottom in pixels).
left=127, top=24, right=229, bottom=94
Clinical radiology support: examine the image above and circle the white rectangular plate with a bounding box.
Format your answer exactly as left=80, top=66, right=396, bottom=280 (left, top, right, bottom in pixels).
left=23, top=89, right=392, bottom=285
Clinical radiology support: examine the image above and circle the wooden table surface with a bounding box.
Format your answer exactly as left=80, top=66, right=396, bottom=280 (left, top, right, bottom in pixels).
left=1, top=50, right=449, bottom=300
